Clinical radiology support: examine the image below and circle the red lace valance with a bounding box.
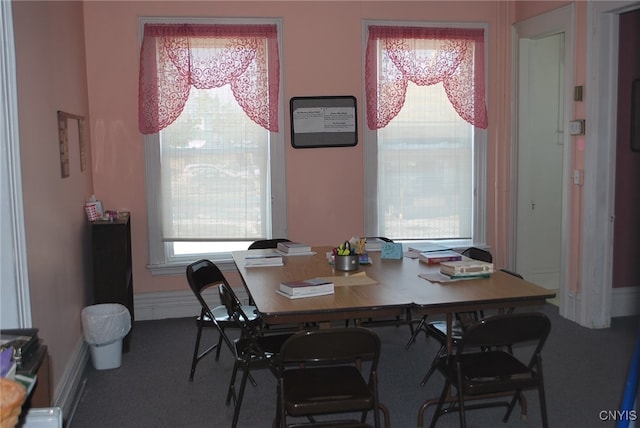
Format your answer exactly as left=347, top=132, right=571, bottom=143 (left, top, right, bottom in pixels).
left=138, top=23, right=280, bottom=134
left=365, top=26, right=488, bottom=130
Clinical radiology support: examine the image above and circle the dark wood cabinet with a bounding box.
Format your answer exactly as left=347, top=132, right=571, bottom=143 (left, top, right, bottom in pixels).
left=91, top=213, right=134, bottom=351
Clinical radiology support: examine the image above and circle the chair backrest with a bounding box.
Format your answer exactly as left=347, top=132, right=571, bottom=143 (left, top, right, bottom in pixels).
left=459, top=312, right=551, bottom=361
left=186, top=258, right=228, bottom=296
left=461, top=247, right=493, bottom=263
left=500, top=268, right=524, bottom=279
left=186, top=259, right=237, bottom=351
left=218, top=281, right=258, bottom=331
left=280, top=327, right=380, bottom=368
left=248, top=238, right=291, bottom=250
left=218, top=281, right=284, bottom=376
left=365, top=236, right=393, bottom=242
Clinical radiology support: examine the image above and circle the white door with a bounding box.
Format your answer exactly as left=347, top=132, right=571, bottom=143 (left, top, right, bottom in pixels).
left=516, top=33, right=565, bottom=292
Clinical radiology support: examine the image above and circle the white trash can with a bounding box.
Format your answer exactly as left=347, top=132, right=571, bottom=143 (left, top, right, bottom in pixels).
left=81, top=304, right=131, bottom=370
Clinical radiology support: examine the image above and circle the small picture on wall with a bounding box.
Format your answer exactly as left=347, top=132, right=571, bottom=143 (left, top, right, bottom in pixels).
left=57, top=110, right=86, bottom=178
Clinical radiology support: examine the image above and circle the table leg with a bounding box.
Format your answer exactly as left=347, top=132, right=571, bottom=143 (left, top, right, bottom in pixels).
left=445, top=312, right=453, bottom=355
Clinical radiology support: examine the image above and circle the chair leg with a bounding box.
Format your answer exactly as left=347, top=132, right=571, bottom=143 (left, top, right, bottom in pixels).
left=189, top=323, right=204, bottom=381
left=504, top=389, right=522, bottom=423
left=226, top=363, right=240, bottom=406
left=538, top=385, right=549, bottom=428
left=455, top=368, right=467, bottom=428
left=427, top=379, right=451, bottom=428
left=404, top=308, right=415, bottom=337
left=274, top=384, right=283, bottom=428
left=420, top=345, right=445, bottom=386
left=214, top=329, right=224, bottom=361
left=535, top=358, right=549, bottom=428
left=231, top=367, right=251, bottom=428
left=405, top=315, right=428, bottom=349
left=378, top=402, right=390, bottom=428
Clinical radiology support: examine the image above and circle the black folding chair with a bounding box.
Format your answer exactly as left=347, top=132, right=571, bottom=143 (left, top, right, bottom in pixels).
left=275, top=327, right=388, bottom=428
left=420, top=312, right=551, bottom=428
left=186, top=259, right=260, bottom=381
left=219, top=281, right=294, bottom=428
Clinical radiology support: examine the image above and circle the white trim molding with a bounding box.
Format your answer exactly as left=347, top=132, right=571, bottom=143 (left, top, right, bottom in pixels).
left=582, top=0, right=640, bottom=328
left=52, top=337, right=89, bottom=425
left=611, top=286, right=640, bottom=318
left=134, top=286, right=251, bottom=321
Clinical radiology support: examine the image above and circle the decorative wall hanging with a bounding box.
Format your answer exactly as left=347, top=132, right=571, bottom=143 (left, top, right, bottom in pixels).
left=57, top=110, right=86, bottom=178
left=290, top=96, right=357, bottom=148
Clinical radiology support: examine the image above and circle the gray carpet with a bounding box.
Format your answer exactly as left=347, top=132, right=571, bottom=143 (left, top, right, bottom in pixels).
left=68, top=303, right=639, bottom=428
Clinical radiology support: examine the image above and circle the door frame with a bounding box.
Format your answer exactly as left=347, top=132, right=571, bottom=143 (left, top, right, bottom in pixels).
left=582, top=1, right=640, bottom=327
left=511, top=4, right=574, bottom=322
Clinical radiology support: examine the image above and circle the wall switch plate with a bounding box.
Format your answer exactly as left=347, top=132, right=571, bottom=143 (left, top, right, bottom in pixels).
left=573, top=169, right=583, bottom=185
left=569, top=120, right=585, bottom=135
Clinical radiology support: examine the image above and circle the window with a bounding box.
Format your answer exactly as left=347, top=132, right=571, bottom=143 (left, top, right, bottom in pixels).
left=139, top=19, right=285, bottom=272
left=363, top=23, right=488, bottom=245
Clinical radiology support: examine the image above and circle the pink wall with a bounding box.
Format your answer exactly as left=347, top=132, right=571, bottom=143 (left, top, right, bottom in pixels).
left=11, top=0, right=592, bottom=398
left=82, top=1, right=513, bottom=296
left=514, top=0, right=571, bottom=21
left=12, top=0, right=93, bottom=394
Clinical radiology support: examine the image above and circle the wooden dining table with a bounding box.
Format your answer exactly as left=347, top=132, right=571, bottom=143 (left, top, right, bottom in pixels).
left=232, top=246, right=556, bottom=332
left=233, top=246, right=555, bottom=426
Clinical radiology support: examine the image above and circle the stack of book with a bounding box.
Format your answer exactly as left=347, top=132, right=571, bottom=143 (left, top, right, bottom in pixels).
left=244, top=252, right=284, bottom=267
left=439, top=260, right=494, bottom=279
left=276, top=278, right=334, bottom=299
left=0, top=329, right=40, bottom=369
left=276, top=241, right=312, bottom=254
left=418, top=250, right=462, bottom=265
left=364, top=237, right=386, bottom=252
left=407, top=241, right=450, bottom=254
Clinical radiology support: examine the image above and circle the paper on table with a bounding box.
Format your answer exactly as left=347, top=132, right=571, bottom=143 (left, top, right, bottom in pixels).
left=319, top=272, right=378, bottom=287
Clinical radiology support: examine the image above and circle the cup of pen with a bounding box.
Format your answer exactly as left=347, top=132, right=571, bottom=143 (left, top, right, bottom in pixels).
left=333, top=240, right=360, bottom=271
left=334, top=254, right=360, bottom=271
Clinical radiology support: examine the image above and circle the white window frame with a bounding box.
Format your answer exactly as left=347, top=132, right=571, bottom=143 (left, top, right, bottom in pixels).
left=139, top=17, right=287, bottom=274
left=362, top=20, right=488, bottom=249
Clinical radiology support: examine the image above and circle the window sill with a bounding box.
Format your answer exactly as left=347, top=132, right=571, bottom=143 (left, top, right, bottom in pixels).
left=146, top=257, right=238, bottom=276
left=398, top=239, right=489, bottom=252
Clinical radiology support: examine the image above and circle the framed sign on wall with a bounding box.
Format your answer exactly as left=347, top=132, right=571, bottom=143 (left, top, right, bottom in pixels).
left=290, top=96, right=357, bottom=148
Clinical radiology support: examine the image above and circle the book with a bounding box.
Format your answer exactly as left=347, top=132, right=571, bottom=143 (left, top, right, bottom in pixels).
left=364, top=237, right=387, bottom=252
left=419, top=272, right=490, bottom=283
left=419, top=250, right=462, bottom=265
left=279, top=278, right=334, bottom=296
left=275, top=289, right=335, bottom=299
left=407, top=241, right=450, bottom=253
left=244, top=252, right=284, bottom=267
left=1, top=329, right=39, bottom=368
left=276, top=241, right=312, bottom=254
left=440, top=260, right=494, bottom=277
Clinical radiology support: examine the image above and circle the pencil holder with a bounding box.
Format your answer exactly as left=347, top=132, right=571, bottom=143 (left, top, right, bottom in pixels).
left=334, top=255, right=360, bottom=271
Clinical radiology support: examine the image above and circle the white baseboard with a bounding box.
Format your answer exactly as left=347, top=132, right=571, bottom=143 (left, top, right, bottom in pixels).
left=133, top=287, right=251, bottom=321
left=51, top=337, right=88, bottom=425
left=611, top=286, right=640, bottom=318
left=134, top=290, right=201, bottom=320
